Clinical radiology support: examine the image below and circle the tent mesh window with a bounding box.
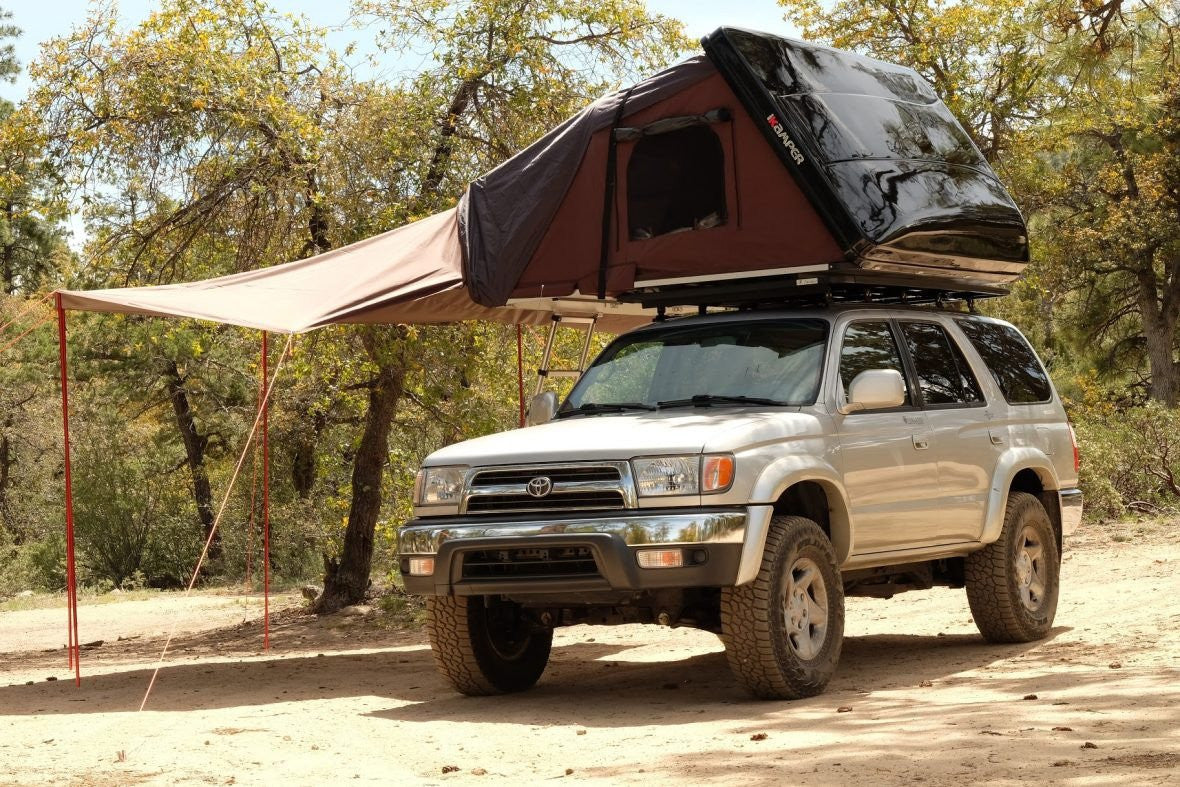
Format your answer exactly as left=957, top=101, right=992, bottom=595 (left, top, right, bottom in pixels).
left=626, top=125, right=727, bottom=240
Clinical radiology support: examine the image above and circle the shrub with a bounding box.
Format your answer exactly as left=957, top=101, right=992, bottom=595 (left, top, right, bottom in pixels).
left=72, top=424, right=199, bottom=588
left=1071, top=401, right=1180, bottom=520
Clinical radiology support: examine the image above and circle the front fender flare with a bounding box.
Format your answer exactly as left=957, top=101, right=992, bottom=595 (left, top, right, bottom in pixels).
left=735, top=458, right=853, bottom=585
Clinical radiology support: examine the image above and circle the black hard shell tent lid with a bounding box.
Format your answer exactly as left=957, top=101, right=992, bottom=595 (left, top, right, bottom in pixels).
left=461, top=26, right=1028, bottom=310
left=60, top=27, right=1028, bottom=330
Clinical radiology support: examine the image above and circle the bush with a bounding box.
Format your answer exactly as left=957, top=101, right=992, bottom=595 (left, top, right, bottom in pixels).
left=1071, top=401, right=1180, bottom=520
left=72, top=424, right=199, bottom=588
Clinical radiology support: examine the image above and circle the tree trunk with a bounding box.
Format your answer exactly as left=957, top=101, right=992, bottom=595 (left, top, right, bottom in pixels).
left=420, top=79, right=478, bottom=200
left=163, top=361, right=220, bottom=563
left=1141, top=310, right=1180, bottom=406
left=291, top=409, right=327, bottom=499
left=0, top=432, right=11, bottom=525
left=2, top=200, right=15, bottom=294
left=316, top=333, right=406, bottom=612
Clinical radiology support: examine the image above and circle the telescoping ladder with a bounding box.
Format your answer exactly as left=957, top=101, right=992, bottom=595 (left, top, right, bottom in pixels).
left=534, top=314, right=598, bottom=396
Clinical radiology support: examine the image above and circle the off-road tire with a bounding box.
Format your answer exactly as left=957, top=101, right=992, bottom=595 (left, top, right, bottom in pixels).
left=426, top=595, right=553, bottom=695
left=720, top=516, right=844, bottom=699
left=966, top=491, right=1060, bottom=643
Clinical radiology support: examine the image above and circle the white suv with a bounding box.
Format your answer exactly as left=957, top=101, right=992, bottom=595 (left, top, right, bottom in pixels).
left=399, top=306, right=1082, bottom=699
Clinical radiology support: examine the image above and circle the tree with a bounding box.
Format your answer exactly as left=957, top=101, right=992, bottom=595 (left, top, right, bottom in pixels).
left=1008, top=3, right=1180, bottom=403
left=30, top=0, right=359, bottom=561
left=0, top=8, right=69, bottom=554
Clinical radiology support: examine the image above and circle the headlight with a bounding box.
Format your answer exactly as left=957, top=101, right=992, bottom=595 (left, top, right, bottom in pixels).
left=414, top=466, right=467, bottom=506
left=631, top=454, right=735, bottom=496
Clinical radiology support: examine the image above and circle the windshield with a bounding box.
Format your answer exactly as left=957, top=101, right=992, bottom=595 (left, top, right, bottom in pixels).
left=559, top=319, right=828, bottom=415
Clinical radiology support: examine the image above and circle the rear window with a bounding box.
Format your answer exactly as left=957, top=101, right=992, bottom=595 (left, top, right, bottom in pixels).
left=955, top=319, right=1052, bottom=404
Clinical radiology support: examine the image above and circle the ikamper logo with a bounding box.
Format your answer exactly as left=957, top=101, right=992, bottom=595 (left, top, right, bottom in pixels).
left=766, top=113, right=806, bottom=165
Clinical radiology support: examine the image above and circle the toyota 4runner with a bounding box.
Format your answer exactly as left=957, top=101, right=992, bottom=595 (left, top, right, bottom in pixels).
left=398, top=306, right=1082, bottom=699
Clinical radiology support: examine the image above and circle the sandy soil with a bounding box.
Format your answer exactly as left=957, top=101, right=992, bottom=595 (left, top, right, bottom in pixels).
left=1, top=524, right=1177, bottom=786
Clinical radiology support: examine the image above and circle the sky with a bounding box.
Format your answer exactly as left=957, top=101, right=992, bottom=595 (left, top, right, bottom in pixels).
left=1, top=0, right=802, bottom=104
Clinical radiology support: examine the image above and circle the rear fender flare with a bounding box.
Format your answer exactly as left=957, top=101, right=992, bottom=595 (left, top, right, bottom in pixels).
left=981, top=447, right=1060, bottom=545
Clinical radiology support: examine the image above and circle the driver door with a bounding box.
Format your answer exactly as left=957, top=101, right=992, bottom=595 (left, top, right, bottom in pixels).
left=831, top=318, right=941, bottom=554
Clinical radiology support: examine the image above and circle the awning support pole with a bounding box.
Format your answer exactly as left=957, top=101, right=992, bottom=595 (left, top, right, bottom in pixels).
left=261, top=330, right=270, bottom=651
left=516, top=325, right=525, bottom=427
left=54, top=293, right=80, bottom=685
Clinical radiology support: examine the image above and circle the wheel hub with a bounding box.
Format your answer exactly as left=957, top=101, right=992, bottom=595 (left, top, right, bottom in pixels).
left=781, top=556, right=828, bottom=661
left=1015, top=525, right=1047, bottom=613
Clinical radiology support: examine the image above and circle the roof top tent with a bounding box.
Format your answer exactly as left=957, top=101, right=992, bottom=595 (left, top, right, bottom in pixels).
left=61, top=28, right=1029, bottom=332
left=460, top=27, right=1028, bottom=311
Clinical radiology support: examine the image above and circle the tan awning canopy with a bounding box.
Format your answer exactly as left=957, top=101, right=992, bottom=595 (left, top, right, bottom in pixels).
left=56, top=208, right=652, bottom=334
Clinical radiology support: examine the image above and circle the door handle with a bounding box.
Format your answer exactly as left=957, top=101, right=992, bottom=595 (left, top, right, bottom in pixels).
left=903, top=414, right=924, bottom=425
left=912, top=435, right=930, bottom=450
left=989, top=431, right=1005, bottom=445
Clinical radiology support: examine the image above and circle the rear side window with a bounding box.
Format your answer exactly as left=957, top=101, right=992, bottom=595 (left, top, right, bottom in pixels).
left=900, top=321, right=984, bottom=406
left=955, top=319, right=1052, bottom=404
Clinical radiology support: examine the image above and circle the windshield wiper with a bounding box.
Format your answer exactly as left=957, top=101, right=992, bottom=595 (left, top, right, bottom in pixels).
left=556, top=402, right=658, bottom=418
left=657, top=394, right=789, bottom=409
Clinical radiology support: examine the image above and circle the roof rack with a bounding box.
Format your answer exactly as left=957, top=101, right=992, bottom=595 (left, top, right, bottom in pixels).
left=618, top=268, right=1008, bottom=311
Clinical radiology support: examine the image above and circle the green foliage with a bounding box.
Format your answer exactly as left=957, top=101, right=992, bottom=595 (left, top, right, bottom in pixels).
left=1070, top=398, right=1180, bottom=520
left=71, top=416, right=199, bottom=587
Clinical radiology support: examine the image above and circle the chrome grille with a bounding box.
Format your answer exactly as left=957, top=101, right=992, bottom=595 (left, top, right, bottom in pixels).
left=461, top=462, right=635, bottom=515
left=471, top=466, right=620, bottom=486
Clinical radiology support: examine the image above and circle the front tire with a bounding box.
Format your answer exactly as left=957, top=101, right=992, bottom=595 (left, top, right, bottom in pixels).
left=426, top=595, right=553, bottom=695
left=966, top=491, right=1060, bottom=643
left=721, top=516, right=844, bottom=699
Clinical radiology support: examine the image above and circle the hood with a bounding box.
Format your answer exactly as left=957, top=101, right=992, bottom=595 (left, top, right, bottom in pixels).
left=425, top=408, right=815, bottom=467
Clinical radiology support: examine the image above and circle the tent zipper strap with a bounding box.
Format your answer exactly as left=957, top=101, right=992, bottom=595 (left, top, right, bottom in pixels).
left=597, top=86, right=636, bottom=299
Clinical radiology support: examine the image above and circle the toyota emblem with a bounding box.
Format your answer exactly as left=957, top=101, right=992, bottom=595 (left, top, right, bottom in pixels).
left=526, top=476, right=553, bottom=498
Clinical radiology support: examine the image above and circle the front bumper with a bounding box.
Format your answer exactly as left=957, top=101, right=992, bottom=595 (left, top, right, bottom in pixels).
left=398, top=507, right=752, bottom=596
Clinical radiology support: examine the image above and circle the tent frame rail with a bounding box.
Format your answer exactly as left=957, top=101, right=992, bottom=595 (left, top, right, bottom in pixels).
left=619, top=268, right=1006, bottom=313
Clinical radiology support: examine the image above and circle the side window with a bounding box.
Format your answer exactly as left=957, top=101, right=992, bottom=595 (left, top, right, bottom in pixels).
left=839, top=320, right=911, bottom=406
left=900, top=321, right=984, bottom=406
left=955, top=319, right=1052, bottom=404
left=626, top=125, right=727, bottom=240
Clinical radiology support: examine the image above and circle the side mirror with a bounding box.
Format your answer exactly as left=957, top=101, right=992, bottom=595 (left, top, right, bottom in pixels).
left=526, top=391, right=559, bottom=426
left=842, top=369, right=906, bottom=414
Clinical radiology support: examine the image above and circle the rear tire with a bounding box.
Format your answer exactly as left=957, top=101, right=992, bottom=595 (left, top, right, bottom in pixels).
left=426, top=595, right=553, bottom=695
left=721, top=516, right=844, bottom=699
left=966, top=491, right=1060, bottom=643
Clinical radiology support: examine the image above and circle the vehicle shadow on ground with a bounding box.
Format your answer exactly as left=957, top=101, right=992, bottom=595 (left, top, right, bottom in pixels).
left=0, top=623, right=1079, bottom=722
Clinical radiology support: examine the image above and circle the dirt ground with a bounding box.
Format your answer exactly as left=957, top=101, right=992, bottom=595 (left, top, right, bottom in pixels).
left=1, top=523, right=1177, bottom=786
